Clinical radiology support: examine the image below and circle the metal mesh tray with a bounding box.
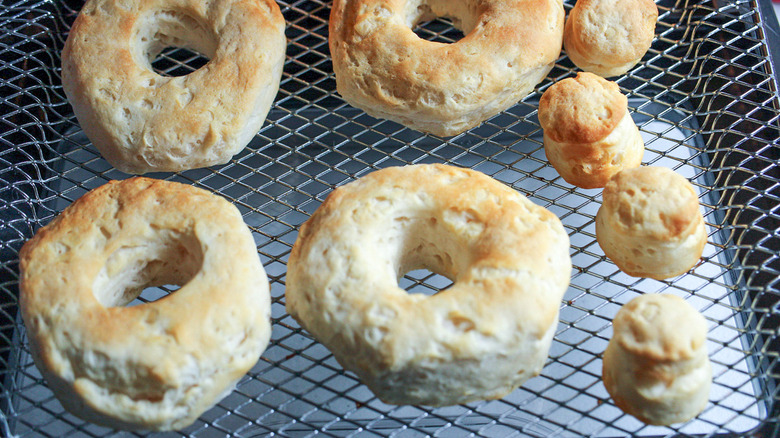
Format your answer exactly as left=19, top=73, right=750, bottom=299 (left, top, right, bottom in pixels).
left=2, top=0, right=780, bottom=436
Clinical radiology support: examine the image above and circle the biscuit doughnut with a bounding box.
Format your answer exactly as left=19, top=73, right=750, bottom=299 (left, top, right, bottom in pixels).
left=286, top=164, right=571, bottom=405
left=329, top=0, right=565, bottom=137
left=62, top=0, right=286, bottom=174
left=538, top=72, right=644, bottom=189
left=19, top=178, right=271, bottom=430
left=596, top=166, right=707, bottom=279
left=564, top=0, right=658, bottom=78
left=603, top=294, right=711, bottom=425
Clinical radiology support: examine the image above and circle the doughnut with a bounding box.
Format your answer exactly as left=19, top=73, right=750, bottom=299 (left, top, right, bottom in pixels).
left=329, top=0, right=565, bottom=137
left=603, top=294, right=711, bottom=425
left=538, top=72, right=644, bottom=189
left=286, top=164, right=571, bottom=405
left=563, top=0, right=658, bottom=78
left=19, top=178, right=271, bottom=430
left=61, top=0, right=286, bottom=174
left=596, top=166, right=707, bottom=280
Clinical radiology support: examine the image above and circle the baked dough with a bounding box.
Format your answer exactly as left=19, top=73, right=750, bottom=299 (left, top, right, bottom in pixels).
left=329, top=0, right=565, bottom=136
left=19, top=178, right=271, bottom=430
left=62, top=0, right=286, bottom=174
left=538, top=72, right=644, bottom=189
left=596, top=166, right=707, bottom=279
left=286, top=164, right=571, bottom=405
left=564, top=0, right=658, bottom=77
left=603, top=293, right=711, bottom=425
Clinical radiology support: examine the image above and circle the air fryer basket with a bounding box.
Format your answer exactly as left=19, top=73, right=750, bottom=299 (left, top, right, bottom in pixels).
left=1, top=0, right=780, bottom=436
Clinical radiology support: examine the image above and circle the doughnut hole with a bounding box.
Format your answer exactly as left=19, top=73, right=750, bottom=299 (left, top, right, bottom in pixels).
left=133, top=9, right=217, bottom=78
left=405, top=0, right=476, bottom=43
left=391, top=212, right=464, bottom=296
left=412, top=16, right=465, bottom=43
left=401, top=269, right=454, bottom=295
left=92, top=229, right=204, bottom=307
left=128, top=284, right=180, bottom=306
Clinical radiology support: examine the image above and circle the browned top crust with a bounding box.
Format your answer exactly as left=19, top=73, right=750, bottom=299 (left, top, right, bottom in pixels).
left=612, top=294, right=707, bottom=362
left=602, top=166, right=702, bottom=241
left=62, top=0, right=286, bottom=174
left=538, top=71, right=627, bottom=144
left=329, top=0, right=564, bottom=136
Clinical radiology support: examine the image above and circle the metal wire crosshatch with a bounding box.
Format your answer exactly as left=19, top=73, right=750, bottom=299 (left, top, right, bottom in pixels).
left=1, top=0, right=780, bottom=436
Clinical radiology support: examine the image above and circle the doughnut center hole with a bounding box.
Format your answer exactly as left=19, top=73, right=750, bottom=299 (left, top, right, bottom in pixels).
left=134, top=10, right=217, bottom=77
left=92, top=230, right=203, bottom=307
left=150, top=47, right=210, bottom=77
left=413, top=16, right=465, bottom=43
left=401, top=269, right=454, bottom=296
left=393, top=214, right=462, bottom=296
left=128, top=284, right=181, bottom=307
left=406, top=0, right=474, bottom=43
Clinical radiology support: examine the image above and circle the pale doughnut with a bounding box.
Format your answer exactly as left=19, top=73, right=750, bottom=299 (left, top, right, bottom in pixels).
left=564, top=0, right=658, bottom=77
left=61, top=0, right=286, bottom=174
left=329, top=0, right=565, bottom=137
left=538, top=72, right=644, bottom=189
left=19, top=178, right=271, bottom=430
left=596, top=166, right=707, bottom=279
left=603, top=294, right=711, bottom=425
left=286, top=164, right=571, bottom=405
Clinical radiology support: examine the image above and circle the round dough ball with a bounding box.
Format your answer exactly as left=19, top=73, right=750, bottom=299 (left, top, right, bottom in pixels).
left=538, top=72, right=644, bottom=189
left=564, top=0, right=658, bottom=77
left=595, top=166, right=707, bottom=279
left=603, top=293, right=711, bottom=425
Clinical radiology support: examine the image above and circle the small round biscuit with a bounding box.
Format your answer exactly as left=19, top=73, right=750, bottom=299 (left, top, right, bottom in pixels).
left=286, top=164, right=571, bottom=406
left=564, top=0, right=658, bottom=78
left=62, top=0, right=286, bottom=174
left=596, top=166, right=707, bottom=279
left=603, top=293, right=712, bottom=425
left=19, top=178, right=271, bottom=430
left=538, top=72, right=644, bottom=189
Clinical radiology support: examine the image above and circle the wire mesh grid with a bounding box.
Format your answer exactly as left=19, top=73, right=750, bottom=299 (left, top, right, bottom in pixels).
left=1, top=0, right=780, bottom=436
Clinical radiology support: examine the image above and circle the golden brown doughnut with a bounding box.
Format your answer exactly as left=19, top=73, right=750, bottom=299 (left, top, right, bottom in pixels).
left=286, top=164, right=571, bottom=406
left=329, top=0, right=565, bottom=136
left=20, top=178, right=271, bottom=430
left=62, top=0, right=286, bottom=174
